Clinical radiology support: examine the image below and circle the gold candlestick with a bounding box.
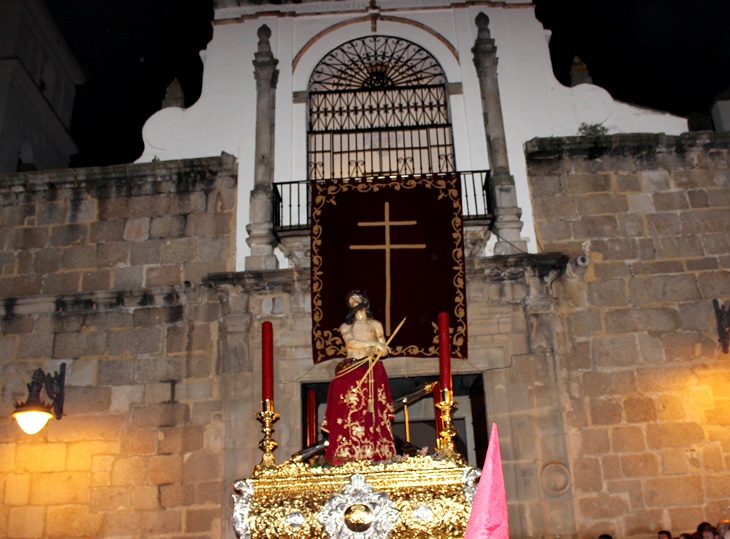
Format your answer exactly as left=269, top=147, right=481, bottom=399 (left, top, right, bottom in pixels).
left=435, top=388, right=464, bottom=463
left=256, top=399, right=280, bottom=469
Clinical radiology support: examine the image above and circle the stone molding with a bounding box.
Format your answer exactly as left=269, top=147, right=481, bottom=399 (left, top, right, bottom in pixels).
left=0, top=283, right=203, bottom=317
left=525, top=131, right=730, bottom=162
left=467, top=252, right=569, bottom=281
left=0, top=152, right=238, bottom=191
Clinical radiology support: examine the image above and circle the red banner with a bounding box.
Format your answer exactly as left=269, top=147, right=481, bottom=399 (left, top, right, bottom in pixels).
left=311, top=174, right=468, bottom=364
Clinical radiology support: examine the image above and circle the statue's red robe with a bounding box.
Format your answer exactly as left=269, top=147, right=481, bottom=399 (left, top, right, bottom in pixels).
left=321, top=360, right=396, bottom=463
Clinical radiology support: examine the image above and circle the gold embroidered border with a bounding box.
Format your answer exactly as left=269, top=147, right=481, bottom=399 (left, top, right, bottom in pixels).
left=311, top=175, right=467, bottom=362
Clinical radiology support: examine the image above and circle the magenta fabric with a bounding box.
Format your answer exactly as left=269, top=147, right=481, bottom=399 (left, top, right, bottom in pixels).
left=464, top=423, right=509, bottom=539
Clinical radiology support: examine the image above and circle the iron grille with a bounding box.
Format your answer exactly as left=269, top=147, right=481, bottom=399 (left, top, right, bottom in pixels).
left=307, top=36, right=455, bottom=180
left=309, top=85, right=450, bottom=131
left=308, top=35, right=447, bottom=91
left=273, top=171, right=494, bottom=232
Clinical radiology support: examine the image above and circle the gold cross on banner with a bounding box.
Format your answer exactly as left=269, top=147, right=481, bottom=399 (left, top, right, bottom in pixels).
left=350, top=202, right=426, bottom=335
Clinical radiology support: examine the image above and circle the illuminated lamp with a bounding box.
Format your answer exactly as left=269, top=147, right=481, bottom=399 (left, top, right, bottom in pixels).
left=12, top=364, right=65, bottom=435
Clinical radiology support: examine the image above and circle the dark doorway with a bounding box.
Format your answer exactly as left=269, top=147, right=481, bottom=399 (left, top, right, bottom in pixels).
left=301, top=373, right=487, bottom=467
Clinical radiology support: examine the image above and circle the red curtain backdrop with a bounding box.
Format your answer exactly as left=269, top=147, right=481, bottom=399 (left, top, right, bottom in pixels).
left=311, top=174, right=468, bottom=364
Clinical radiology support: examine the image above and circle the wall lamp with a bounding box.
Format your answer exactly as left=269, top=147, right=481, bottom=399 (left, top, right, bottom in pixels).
left=714, top=299, right=730, bottom=354
left=12, top=363, right=65, bottom=434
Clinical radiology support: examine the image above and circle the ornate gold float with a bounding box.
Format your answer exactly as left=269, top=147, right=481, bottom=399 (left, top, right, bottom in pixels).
left=233, top=455, right=479, bottom=539
left=232, top=391, right=479, bottom=539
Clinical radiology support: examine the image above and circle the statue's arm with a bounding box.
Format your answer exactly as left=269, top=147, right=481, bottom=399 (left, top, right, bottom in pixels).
left=370, top=320, right=390, bottom=357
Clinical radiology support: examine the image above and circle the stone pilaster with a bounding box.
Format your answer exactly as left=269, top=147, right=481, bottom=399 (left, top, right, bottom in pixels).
left=245, top=25, right=280, bottom=271
left=472, top=12, right=527, bottom=255
left=467, top=253, right=576, bottom=539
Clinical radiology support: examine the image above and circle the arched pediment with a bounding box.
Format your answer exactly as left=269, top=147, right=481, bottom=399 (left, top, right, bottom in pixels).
left=292, top=17, right=461, bottom=92
left=308, top=35, right=447, bottom=91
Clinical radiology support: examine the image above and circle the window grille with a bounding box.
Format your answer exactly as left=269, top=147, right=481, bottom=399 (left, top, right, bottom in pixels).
left=307, top=36, right=456, bottom=179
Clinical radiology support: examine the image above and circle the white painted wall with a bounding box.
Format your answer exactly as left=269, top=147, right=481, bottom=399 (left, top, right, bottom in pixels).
left=138, top=2, right=687, bottom=268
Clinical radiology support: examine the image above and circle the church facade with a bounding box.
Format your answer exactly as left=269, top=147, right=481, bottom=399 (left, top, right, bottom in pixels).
left=1, top=1, right=728, bottom=539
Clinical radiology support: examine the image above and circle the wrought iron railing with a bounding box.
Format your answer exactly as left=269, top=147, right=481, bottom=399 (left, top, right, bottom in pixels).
left=272, top=171, right=493, bottom=232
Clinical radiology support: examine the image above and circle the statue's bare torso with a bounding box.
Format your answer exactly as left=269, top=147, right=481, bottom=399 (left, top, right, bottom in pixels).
left=340, top=318, right=388, bottom=359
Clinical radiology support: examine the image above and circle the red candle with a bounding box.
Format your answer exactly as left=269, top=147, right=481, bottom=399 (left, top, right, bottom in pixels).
left=438, top=311, right=452, bottom=392
left=306, top=388, right=317, bottom=446
left=262, top=321, right=274, bottom=402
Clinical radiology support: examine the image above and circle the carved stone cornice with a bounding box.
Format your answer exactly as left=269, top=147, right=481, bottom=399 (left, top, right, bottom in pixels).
left=466, top=252, right=569, bottom=282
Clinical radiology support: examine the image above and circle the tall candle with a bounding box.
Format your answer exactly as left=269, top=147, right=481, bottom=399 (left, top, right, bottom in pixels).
left=438, top=311, right=452, bottom=392
left=306, top=388, right=317, bottom=446
left=262, top=321, right=274, bottom=402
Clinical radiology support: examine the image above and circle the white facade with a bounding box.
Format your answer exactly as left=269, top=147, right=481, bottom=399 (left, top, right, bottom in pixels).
left=138, top=0, right=687, bottom=268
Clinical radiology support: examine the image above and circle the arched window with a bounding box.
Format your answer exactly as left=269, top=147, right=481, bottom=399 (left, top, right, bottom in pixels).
left=307, top=36, right=455, bottom=180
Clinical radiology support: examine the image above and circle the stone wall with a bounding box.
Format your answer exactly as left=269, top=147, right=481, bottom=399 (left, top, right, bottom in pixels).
left=0, top=154, right=237, bottom=295
left=204, top=251, right=576, bottom=539
left=6, top=133, right=730, bottom=539
left=0, top=155, right=237, bottom=538
left=526, top=132, right=730, bottom=539
left=464, top=253, right=575, bottom=539
left=0, top=142, right=628, bottom=539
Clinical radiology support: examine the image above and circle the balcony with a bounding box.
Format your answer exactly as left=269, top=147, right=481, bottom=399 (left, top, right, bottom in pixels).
left=272, top=170, right=494, bottom=232
left=271, top=171, right=494, bottom=267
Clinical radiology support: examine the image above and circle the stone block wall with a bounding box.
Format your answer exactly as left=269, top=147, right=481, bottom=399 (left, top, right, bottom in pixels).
left=0, top=154, right=237, bottom=296
left=526, top=132, right=730, bottom=539
left=1, top=288, right=227, bottom=538
left=8, top=133, right=730, bottom=539
left=0, top=155, right=237, bottom=538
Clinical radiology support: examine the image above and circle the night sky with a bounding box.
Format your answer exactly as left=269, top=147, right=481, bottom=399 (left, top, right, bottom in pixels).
left=43, top=0, right=730, bottom=168
left=43, top=0, right=214, bottom=167
left=535, top=0, right=730, bottom=126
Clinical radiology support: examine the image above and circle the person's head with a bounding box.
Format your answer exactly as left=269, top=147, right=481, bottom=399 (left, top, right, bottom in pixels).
left=702, top=525, right=717, bottom=539
left=659, top=531, right=672, bottom=539
left=680, top=534, right=693, bottom=539
left=598, top=535, right=614, bottom=539
left=716, top=520, right=730, bottom=539
left=345, top=290, right=373, bottom=324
